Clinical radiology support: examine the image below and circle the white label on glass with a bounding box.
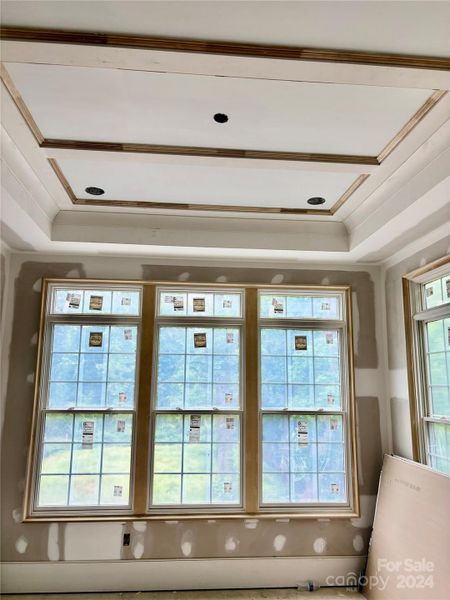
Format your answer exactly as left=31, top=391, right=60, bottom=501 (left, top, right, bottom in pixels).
left=189, top=414, right=201, bottom=442
left=224, top=482, right=232, bottom=494
left=113, top=485, right=123, bottom=497
left=225, top=392, right=233, bottom=404
left=223, top=299, right=232, bottom=309
left=123, top=328, right=133, bottom=341
left=82, top=421, right=94, bottom=447
left=321, top=302, right=331, bottom=311
left=226, top=332, right=234, bottom=344
left=327, top=393, right=335, bottom=405
left=67, top=292, right=81, bottom=309
left=297, top=420, right=308, bottom=446
left=226, top=417, right=235, bottom=430
left=330, top=418, right=338, bottom=431
left=426, top=287, right=433, bottom=297
left=273, top=299, right=284, bottom=313
left=117, top=420, right=126, bottom=432
left=173, top=297, right=184, bottom=311
left=118, top=391, right=128, bottom=403
left=326, top=333, right=334, bottom=345
left=121, top=297, right=131, bottom=306
left=331, top=483, right=340, bottom=495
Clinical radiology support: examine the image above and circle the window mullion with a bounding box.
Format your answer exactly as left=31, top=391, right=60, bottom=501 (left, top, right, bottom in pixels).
left=133, top=284, right=156, bottom=515
left=244, top=287, right=259, bottom=513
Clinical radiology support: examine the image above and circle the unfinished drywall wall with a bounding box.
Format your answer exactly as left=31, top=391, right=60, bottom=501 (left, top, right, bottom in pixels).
left=384, top=238, right=450, bottom=459
left=0, top=253, right=385, bottom=563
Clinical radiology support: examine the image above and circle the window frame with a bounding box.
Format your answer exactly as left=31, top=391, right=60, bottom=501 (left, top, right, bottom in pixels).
left=24, top=278, right=359, bottom=521
left=257, top=289, right=355, bottom=513
left=403, top=256, right=450, bottom=468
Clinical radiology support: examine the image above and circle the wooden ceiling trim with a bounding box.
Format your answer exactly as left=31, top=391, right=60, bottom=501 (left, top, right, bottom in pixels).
left=1, top=27, right=450, bottom=71
left=377, top=89, right=447, bottom=162
left=41, top=139, right=378, bottom=166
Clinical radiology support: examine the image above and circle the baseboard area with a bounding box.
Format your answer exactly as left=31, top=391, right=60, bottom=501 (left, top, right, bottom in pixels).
left=1, top=556, right=366, bottom=594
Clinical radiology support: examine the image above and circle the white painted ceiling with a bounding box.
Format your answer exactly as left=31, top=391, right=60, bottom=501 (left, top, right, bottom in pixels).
left=6, top=62, right=432, bottom=155
left=2, top=1, right=450, bottom=57
left=60, top=157, right=358, bottom=208
left=1, top=0, right=449, bottom=264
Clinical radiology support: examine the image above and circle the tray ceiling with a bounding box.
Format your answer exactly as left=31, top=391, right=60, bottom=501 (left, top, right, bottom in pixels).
left=5, top=62, right=432, bottom=156
left=0, top=24, right=449, bottom=219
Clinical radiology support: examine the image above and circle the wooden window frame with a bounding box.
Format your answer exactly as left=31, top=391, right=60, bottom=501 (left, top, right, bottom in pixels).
left=23, top=278, right=359, bottom=521
left=402, top=256, right=450, bottom=465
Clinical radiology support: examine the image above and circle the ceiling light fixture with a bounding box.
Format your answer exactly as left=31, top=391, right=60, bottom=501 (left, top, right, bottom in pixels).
left=85, top=186, right=105, bottom=196
left=307, top=197, right=326, bottom=206
left=213, top=113, right=229, bottom=124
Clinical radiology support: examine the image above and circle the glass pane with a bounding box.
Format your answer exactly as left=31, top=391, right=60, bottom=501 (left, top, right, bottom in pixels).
left=48, top=382, right=77, bottom=408
left=52, top=287, right=140, bottom=315
left=152, top=474, right=181, bottom=504
left=261, top=414, right=347, bottom=506
left=53, top=325, right=80, bottom=353
left=159, top=293, right=187, bottom=316
left=425, top=279, right=444, bottom=309
left=261, top=328, right=341, bottom=410
left=38, top=412, right=133, bottom=508
left=38, top=475, right=69, bottom=506
left=111, top=291, right=140, bottom=315
left=151, top=414, right=240, bottom=506
left=80, top=326, right=109, bottom=353
left=155, top=326, right=241, bottom=410
left=83, top=290, right=112, bottom=314
left=213, top=294, right=242, bottom=318
left=50, top=353, right=79, bottom=381
left=428, top=353, right=448, bottom=386
left=79, top=354, right=108, bottom=382
left=260, top=293, right=341, bottom=320
left=187, top=293, right=214, bottom=317
left=427, top=320, right=445, bottom=353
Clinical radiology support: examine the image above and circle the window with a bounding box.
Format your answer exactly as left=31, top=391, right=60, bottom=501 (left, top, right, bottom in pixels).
left=25, top=280, right=358, bottom=519
left=403, top=265, right=450, bottom=475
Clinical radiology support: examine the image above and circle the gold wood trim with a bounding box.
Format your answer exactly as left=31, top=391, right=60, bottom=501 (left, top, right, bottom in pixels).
left=48, top=158, right=78, bottom=202
left=401, top=277, right=421, bottom=461
left=42, top=278, right=353, bottom=292
left=330, top=174, right=370, bottom=214
left=23, top=279, right=49, bottom=519
left=345, top=287, right=360, bottom=516
left=1, top=27, right=450, bottom=70
left=133, top=285, right=156, bottom=514
left=377, top=90, right=448, bottom=163
left=244, top=288, right=259, bottom=513
left=22, top=511, right=360, bottom=522
left=42, top=139, right=378, bottom=166
left=404, top=254, right=450, bottom=281
left=0, top=63, right=44, bottom=144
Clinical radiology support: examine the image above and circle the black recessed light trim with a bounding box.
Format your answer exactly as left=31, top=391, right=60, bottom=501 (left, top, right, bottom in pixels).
left=213, top=113, right=229, bottom=124
left=307, top=197, right=326, bottom=206
left=85, top=186, right=105, bottom=196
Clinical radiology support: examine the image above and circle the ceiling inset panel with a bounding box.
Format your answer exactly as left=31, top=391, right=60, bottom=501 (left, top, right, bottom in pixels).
left=57, top=157, right=359, bottom=209
left=5, top=62, right=432, bottom=155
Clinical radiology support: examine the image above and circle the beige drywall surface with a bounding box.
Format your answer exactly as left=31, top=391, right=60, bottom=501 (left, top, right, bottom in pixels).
left=0, top=254, right=385, bottom=563
left=384, top=238, right=450, bottom=459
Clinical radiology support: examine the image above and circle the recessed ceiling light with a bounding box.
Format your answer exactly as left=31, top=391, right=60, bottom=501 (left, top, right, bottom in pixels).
left=213, top=113, right=229, bottom=124
left=307, top=197, right=326, bottom=206
left=85, top=186, right=105, bottom=196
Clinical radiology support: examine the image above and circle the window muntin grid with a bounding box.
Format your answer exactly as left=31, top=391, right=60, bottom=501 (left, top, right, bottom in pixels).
left=258, top=289, right=349, bottom=508
left=158, top=289, right=243, bottom=318
left=151, top=288, right=244, bottom=509
left=32, top=283, right=141, bottom=513
left=424, top=275, right=450, bottom=310
left=260, top=293, right=341, bottom=320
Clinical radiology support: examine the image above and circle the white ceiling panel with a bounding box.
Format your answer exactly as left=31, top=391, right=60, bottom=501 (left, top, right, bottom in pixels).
left=2, top=1, right=449, bottom=57
left=59, top=157, right=359, bottom=208
left=6, top=63, right=432, bottom=155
